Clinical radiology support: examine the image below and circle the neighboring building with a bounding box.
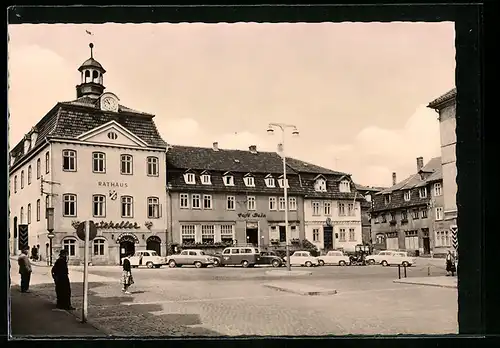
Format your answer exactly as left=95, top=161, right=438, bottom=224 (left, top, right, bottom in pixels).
left=427, top=88, right=458, bottom=231
left=355, top=184, right=387, bottom=246
left=370, top=157, right=450, bottom=255
left=9, top=44, right=168, bottom=265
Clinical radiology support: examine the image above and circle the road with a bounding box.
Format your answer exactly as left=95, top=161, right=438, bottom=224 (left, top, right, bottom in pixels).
left=10, top=262, right=457, bottom=336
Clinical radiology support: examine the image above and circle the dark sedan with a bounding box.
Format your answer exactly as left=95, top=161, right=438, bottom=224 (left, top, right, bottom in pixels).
left=256, top=251, right=283, bottom=267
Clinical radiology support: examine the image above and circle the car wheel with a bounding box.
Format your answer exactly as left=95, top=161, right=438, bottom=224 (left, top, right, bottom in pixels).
left=402, top=261, right=409, bottom=267
left=194, top=261, right=203, bottom=268
left=168, top=260, right=177, bottom=268
left=241, top=260, right=249, bottom=268
left=146, top=262, right=154, bottom=269
left=272, top=259, right=280, bottom=268
left=213, top=259, right=220, bottom=267
left=339, top=260, right=346, bottom=266
left=305, top=261, right=313, bottom=267
left=318, top=260, right=325, bottom=266
left=381, top=260, right=388, bottom=267
left=367, top=259, right=376, bottom=265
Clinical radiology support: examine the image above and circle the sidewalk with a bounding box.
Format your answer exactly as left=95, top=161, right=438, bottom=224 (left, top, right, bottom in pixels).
left=10, top=288, right=107, bottom=337
left=393, top=276, right=457, bottom=289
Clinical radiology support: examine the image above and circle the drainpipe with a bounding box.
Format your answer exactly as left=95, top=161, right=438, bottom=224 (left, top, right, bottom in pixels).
left=167, top=190, right=173, bottom=256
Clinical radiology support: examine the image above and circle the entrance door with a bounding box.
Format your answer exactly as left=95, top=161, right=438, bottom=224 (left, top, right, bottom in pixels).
left=423, top=237, right=431, bottom=254
left=246, top=229, right=258, bottom=246
left=279, top=226, right=286, bottom=243
left=146, top=236, right=161, bottom=255
left=119, top=241, right=135, bottom=265
left=323, top=226, right=333, bottom=250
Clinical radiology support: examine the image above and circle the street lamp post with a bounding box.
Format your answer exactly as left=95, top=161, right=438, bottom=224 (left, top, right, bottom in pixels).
left=46, top=207, right=55, bottom=266
left=267, top=123, right=299, bottom=271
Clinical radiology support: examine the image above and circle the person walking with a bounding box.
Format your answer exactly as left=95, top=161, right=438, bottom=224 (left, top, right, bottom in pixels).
left=51, top=249, right=75, bottom=310
left=17, top=248, right=32, bottom=293
left=445, top=250, right=456, bottom=277
left=121, top=258, right=134, bottom=294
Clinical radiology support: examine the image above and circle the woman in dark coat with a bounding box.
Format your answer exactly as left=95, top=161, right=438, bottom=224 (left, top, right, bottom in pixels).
left=121, top=258, right=134, bottom=294
left=51, top=249, right=75, bottom=310
left=445, top=250, right=456, bottom=276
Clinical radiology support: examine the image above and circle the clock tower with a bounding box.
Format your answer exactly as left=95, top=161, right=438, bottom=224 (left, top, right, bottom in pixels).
left=75, top=43, right=106, bottom=99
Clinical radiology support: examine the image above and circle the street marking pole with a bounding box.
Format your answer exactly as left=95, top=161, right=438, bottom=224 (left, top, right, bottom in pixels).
left=82, top=220, right=90, bottom=323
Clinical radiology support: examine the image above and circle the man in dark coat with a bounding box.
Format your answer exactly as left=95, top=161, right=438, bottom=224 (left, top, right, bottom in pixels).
left=18, top=248, right=32, bottom=292
left=51, top=249, right=75, bottom=310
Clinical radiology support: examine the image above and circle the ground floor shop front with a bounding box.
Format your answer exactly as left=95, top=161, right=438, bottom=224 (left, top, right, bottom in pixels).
left=305, top=220, right=363, bottom=252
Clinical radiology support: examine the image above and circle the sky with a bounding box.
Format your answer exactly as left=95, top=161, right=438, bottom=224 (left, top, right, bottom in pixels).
left=7, top=22, right=455, bottom=187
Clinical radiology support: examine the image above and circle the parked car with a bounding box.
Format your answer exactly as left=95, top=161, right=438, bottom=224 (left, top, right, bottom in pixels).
left=219, top=247, right=260, bottom=267
left=124, top=250, right=166, bottom=269
left=167, top=249, right=216, bottom=268
left=289, top=251, right=319, bottom=267
left=257, top=251, right=283, bottom=267
left=318, top=250, right=350, bottom=266
left=365, top=250, right=415, bottom=267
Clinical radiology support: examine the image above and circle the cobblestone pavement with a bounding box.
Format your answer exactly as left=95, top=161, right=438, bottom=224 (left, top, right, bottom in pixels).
left=12, top=264, right=457, bottom=336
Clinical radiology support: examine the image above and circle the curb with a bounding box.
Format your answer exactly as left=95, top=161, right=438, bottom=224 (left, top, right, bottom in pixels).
left=264, top=284, right=337, bottom=296
left=392, top=279, right=457, bottom=289
left=264, top=270, right=313, bottom=277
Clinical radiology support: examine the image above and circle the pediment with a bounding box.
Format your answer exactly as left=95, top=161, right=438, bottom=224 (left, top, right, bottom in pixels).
left=76, top=120, right=148, bottom=147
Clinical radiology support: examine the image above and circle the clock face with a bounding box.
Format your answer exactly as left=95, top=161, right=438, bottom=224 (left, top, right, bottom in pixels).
left=101, top=97, right=118, bottom=112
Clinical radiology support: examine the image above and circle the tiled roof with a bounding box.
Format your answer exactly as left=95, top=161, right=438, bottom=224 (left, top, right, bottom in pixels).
left=283, top=157, right=347, bottom=175
left=427, top=88, right=456, bottom=109
left=61, top=96, right=154, bottom=116
left=300, top=173, right=360, bottom=200
left=355, top=184, right=387, bottom=192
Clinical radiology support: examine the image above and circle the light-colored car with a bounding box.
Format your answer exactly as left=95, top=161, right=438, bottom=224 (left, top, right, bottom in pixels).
left=366, top=250, right=415, bottom=267
left=124, top=250, right=166, bottom=269
left=289, top=251, right=320, bottom=267
left=167, top=249, right=215, bottom=268
left=318, top=250, right=350, bottom=266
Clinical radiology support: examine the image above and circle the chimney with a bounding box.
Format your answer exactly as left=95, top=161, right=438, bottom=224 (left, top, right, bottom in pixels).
left=249, top=145, right=257, bottom=154
left=417, top=157, right=424, bottom=171
left=212, top=142, right=219, bottom=151
left=392, top=172, right=397, bottom=186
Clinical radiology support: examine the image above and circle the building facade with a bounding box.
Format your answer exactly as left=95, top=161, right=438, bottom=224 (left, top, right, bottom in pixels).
left=9, top=44, right=168, bottom=265
left=355, top=184, right=386, bottom=246
left=370, top=157, right=451, bottom=255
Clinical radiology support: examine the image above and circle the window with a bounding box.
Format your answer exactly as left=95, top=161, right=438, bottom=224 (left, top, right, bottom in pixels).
left=191, top=194, right=201, bottom=209
left=386, top=237, right=399, bottom=250
left=220, top=225, right=234, bottom=242
left=349, top=228, right=356, bottom=241
left=107, top=131, right=118, bottom=140
left=421, top=209, right=428, bottom=219
left=404, top=190, right=411, bottom=201
left=339, top=180, right=351, bottom=193
left=63, top=194, right=77, bottom=217
left=36, top=199, right=40, bottom=221
left=36, top=158, right=41, bottom=179
left=384, top=194, right=391, bottom=205
left=201, top=225, right=215, bottom=244
left=223, top=175, right=234, bottom=186
left=338, top=203, right=346, bottom=216
left=405, top=231, right=419, bottom=250
left=180, top=194, right=189, bottom=209
left=201, top=174, right=211, bottom=185
left=226, top=196, right=235, bottom=210
left=14, top=176, right=17, bottom=193
left=184, top=173, right=195, bottom=184
left=265, top=177, right=275, bottom=188
left=45, top=151, right=50, bottom=174
left=324, top=201, right=331, bottom=215
left=279, top=197, right=286, bottom=211
left=312, top=201, right=320, bottom=215
left=247, top=196, right=256, bottom=210
left=339, top=228, right=346, bottom=241
left=28, top=165, right=32, bottom=185
left=269, top=197, right=277, bottom=210
left=244, top=176, right=255, bottom=187
left=45, top=196, right=49, bottom=209
left=376, top=234, right=385, bottom=244
left=435, top=207, right=444, bottom=220
left=313, top=228, right=320, bottom=242
left=21, top=170, right=24, bottom=189
left=278, top=178, right=289, bottom=188
left=412, top=209, right=419, bottom=219
left=315, top=179, right=327, bottom=192
left=289, top=197, right=297, bottom=211
left=203, top=195, right=212, bottom=209
left=382, top=214, right=387, bottom=223
left=63, top=239, right=76, bottom=257
left=62, top=150, right=77, bottom=171
left=401, top=210, right=408, bottom=221
left=27, top=204, right=31, bottom=224
left=92, top=152, right=106, bottom=173
left=434, top=183, right=442, bottom=196
left=121, top=196, right=133, bottom=217
left=147, top=156, right=159, bottom=176
left=20, top=207, right=24, bottom=224
left=348, top=203, right=355, bottom=216
left=92, top=195, right=106, bottom=217
left=148, top=197, right=160, bottom=218
left=93, top=239, right=105, bottom=256
left=181, top=225, right=196, bottom=244
left=419, top=187, right=427, bottom=198
left=120, top=154, right=133, bottom=175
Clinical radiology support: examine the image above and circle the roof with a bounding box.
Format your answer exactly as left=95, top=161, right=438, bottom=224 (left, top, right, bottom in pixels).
left=355, top=184, right=387, bottom=192
left=61, top=96, right=154, bottom=116
left=78, top=57, right=106, bottom=72
left=427, top=88, right=456, bottom=109
left=283, top=157, right=347, bottom=175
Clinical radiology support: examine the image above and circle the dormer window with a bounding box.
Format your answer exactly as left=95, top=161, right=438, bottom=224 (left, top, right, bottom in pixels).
left=223, top=172, right=234, bottom=186
left=278, top=178, right=289, bottom=188
left=201, top=174, right=211, bottom=185
left=404, top=190, right=411, bottom=201
left=265, top=175, right=275, bottom=188
left=339, top=180, right=351, bottom=193
left=384, top=194, right=391, bottom=205
left=244, top=174, right=255, bottom=187
left=183, top=173, right=196, bottom=185
left=314, top=177, right=327, bottom=192
left=419, top=187, right=427, bottom=198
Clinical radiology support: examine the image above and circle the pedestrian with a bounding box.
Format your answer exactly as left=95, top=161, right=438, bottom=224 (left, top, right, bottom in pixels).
left=31, top=245, right=39, bottom=261
left=121, top=258, right=134, bottom=294
left=17, top=247, right=32, bottom=293
left=445, top=250, right=456, bottom=277
left=51, top=249, right=75, bottom=310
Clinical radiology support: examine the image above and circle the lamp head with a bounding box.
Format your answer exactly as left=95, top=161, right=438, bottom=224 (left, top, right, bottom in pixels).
left=292, top=128, right=299, bottom=136
left=267, top=126, right=274, bottom=135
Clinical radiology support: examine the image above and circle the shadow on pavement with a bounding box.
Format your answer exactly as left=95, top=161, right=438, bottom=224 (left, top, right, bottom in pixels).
left=13, top=280, right=221, bottom=337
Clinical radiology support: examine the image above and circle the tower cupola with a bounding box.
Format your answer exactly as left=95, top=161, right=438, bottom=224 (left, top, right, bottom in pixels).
left=76, top=43, right=106, bottom=98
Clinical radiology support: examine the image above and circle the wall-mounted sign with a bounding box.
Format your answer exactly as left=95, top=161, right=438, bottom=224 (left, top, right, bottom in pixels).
left=98, top=181, right=129, bottom=188
left=238, top=212, right=266, bottom=218
left=246, top=222, right=259, bottom=229
left=95, top=221, right=140, bottom=229
left=109, top=190, right=118, bottom=200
